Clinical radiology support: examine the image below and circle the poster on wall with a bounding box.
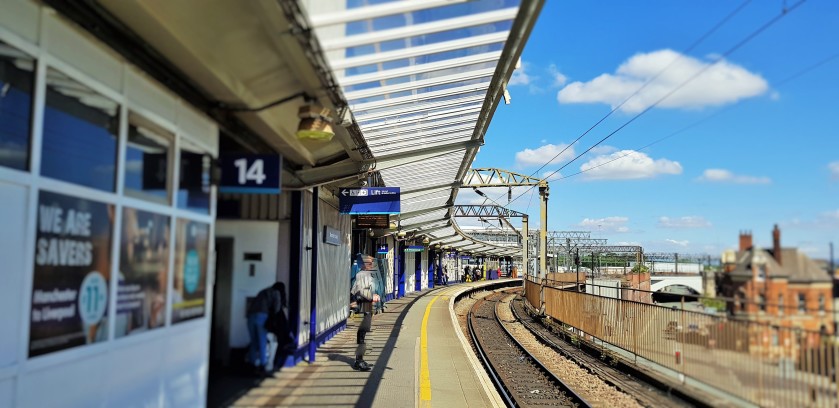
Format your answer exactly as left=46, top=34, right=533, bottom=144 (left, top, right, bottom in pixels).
left=116, top=208, right=170, bottom=337
left=171, top=219, right=209, bottom=324
left=29, top=190, right=113, bottom=357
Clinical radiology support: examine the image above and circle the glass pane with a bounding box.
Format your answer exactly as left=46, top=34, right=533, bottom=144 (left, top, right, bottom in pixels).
left=0, top=42, right=34, bottom=171
left=344, top=60, right=497, bottom=92
left=30, top=190, right=113, bottom=357
left=177, top=142, right=211, bottom=214
left=344, top=43, right=505, bottom=76
left=344, top=21, right=512, bottom=58
left=171, top=219, right=209, bottom=324
left=124, top=113, right=172, bottom=204
left=41, top=68, right=119, bottom=191
left=116, top=208, right=170, bottom=337
left=344, top=0, right=520, bottom=34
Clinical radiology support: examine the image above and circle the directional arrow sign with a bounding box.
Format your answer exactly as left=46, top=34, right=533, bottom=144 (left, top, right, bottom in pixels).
left=339, top=187, right=400, bottom=214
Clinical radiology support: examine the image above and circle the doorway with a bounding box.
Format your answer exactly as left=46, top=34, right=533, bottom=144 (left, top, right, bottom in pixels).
left=210, top=237, right=234, bottom=367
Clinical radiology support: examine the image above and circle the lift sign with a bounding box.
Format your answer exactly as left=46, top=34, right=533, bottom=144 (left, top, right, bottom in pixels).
left=219, top=154, right=281, bottom=194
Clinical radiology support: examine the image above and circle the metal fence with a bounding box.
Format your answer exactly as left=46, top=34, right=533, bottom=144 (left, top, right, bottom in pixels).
left=527, top=278, right=839, bottom=407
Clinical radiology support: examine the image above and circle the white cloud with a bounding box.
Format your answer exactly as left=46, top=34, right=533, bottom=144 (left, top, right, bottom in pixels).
left=666, top=239, right=690, bottom=247
left=697, top=168, right=771, bottom=184
left=541, top=171, right=563, bottom=182
left=577, top=216, right=630, bottom=233
left=557, top=49, right=768, bottom=113
left=515, top=143, right=576, bottom=167
left=548, top=64, right=568, bottom=87
left=823, top=209, right=839, bottom=222
left=508, top=62, right=533, bottom=86
left=579, top=150, right=682, bottom=180
left=589, top=145, right=618, bottom=155
left=829, top=161, right=839, bottom=179
left=658, top=216, right=711, bottom=228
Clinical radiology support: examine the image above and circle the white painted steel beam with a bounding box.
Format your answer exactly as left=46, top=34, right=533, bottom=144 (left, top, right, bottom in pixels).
left=367, top=125, right=473, bottom=144
left=308, top=0, right=469, bottom=28
left=338, top=51, right=502, bottom=86
left=352, top=82, right=490, bottom=112
left=344, top=68, right=495, bottom=100
left=364, top=115, right=479, bottom=139
left=362, top=106, right=482, bottom=132
left=355, top=97, right=484, bottom=122
left=321, top=8, right=517, bottom=51
left=328, top=32, right=509, bottom=70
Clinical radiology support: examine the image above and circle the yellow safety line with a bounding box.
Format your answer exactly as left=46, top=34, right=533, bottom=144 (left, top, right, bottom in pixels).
left=419, top=285, right=461, bottom=406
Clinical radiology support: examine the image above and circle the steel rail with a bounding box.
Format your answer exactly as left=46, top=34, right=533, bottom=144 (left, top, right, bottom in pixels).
left=493, top=293, right=591, bottom=407
left=468, top=293, right=589, bottom=407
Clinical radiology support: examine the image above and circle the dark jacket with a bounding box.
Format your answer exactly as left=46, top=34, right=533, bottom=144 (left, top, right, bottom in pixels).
left=248, top=287, right=282, bottom=315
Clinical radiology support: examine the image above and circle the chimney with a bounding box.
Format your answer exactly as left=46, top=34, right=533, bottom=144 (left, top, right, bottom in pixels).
left=772, top=224, right=782, bottom=265
left=739, top=230, right=753, bottom=252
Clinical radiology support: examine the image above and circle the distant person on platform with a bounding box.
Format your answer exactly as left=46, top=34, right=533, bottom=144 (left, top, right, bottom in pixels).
left=351, top=255, right=380, bottom=371
left=247, top=282, right=284, bottom=374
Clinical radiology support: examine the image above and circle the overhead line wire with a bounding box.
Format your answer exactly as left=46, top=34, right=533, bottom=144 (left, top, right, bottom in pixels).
left=557, top=50, right=839, bottom=181
left=492, top=0, right=754, bottom=204
left=507, top=0, right=807, bottom=205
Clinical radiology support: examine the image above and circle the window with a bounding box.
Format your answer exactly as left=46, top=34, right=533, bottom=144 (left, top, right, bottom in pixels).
left=758, top=294, right=766, bottom=312
left=798, top=293, right=806, bottom=314
left=176, top=140, right=211, bottom=213
left=116, top=208, right=170, bottom=338
left=123, top=113, right=172, bottom=204
left=41, top=68, right=119, bottom=191
left=0, top=41, right=34, bottom=170
left=778, top=294, right=784, bottom=316
left=819, top=294, right=825, bottom=315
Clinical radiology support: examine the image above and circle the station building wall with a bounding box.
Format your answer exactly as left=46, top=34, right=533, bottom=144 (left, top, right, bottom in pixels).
left=0, top=4, right=217, bottom=407
left=295, top=190, right=351, bottom=349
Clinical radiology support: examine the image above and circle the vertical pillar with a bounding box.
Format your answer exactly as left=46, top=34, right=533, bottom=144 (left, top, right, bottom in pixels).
left=428, top=251, right=435, bottom=289
left=522, top=216, right=529, bottom=278
left=398, top=241, right=405, bottom=298
left=539, top=184, right=549, bottom=280
left=308, top=187, right=319, bottom=363
left=415, top=249, right=422, bottom=291
left=438, top=251, right=444, bottom=284
left=288, top=191, right=303, bottom=365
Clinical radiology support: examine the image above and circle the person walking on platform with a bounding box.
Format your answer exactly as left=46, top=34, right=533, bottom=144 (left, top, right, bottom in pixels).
left=247, top=282, right=284, bottom=374
left=351, top=255, right=380, bottom=371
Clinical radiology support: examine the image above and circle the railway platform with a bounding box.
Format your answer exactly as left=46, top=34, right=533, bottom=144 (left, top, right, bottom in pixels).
left=227, top=280, right=513, bottom=407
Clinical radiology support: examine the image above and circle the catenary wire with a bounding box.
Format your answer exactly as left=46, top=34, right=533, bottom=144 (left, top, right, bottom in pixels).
left=506, top=0, right=807, bottom=206
left=556, top=50, right=839, bottom=181
left=495, top=0, right=755, bottom=202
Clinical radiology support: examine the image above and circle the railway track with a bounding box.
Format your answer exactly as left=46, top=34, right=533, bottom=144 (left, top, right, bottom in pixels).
left=468, top=291, right=589, bottom=407
left=510, top=296, right=697, bottom=408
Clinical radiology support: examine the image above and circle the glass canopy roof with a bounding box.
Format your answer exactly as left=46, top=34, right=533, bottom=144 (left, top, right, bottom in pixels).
left=300, top=0, right=537, bottom=255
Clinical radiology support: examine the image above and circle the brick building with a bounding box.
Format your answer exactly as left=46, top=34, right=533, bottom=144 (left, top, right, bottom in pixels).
left=718, top=225, right=834, bottom=334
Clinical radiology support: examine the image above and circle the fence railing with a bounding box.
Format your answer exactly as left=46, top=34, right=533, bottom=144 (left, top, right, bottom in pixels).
left=528, top=280, right=839, bottom=407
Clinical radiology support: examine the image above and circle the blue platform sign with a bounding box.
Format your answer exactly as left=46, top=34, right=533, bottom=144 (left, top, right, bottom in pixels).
left=338, top=187, right=400, bottom=214
left=405, top=245, right=424, bottom=253
left=376, top=244, right=389, bottom=254
left=219, top=154, right=281, bottom=194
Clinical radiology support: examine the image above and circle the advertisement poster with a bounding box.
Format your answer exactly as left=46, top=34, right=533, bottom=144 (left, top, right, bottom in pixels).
left=116, top=208, right=170, bottom=337
left=29, top=191, right=113, bottom=357
left=171, top=219, right=209, bottom=324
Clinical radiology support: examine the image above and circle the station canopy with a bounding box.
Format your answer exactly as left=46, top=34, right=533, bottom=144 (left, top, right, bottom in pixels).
left=86, top=0, right=542, bottom=256
left=300, top=0, right=542, bottom=256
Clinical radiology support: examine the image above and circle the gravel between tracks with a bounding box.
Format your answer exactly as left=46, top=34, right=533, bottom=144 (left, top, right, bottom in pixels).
left=496, top=293, right=643, bottom=408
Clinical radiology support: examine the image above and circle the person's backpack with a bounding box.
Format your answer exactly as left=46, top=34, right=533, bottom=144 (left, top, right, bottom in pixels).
left=352, top=271, right=374, bottom=302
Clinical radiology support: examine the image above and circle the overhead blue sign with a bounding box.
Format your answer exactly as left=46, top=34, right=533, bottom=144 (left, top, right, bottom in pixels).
left=376, top=244, right=389, bottom=254
left=219, top=154, right=281, bottom=194
left=338, top=187, right=400, bottom=214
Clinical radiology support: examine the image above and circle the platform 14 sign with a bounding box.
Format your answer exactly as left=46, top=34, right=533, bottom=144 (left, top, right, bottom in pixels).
left=219, top=154, right=281, bottom=194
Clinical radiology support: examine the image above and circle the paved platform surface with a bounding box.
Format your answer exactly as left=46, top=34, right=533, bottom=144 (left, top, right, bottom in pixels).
left=229, top=281, right=507, bottom=407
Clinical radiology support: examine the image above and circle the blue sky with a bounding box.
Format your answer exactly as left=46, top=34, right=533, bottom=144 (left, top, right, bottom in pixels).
left=464, top=0, right=839, bottom=259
